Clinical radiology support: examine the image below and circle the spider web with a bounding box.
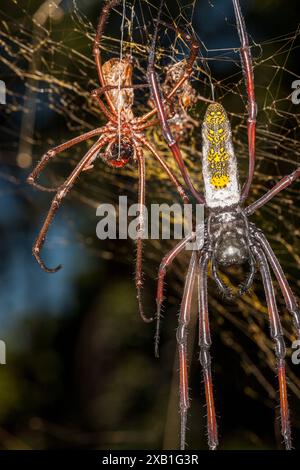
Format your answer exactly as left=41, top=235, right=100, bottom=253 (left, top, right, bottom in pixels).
left=1, top=0, right=300, bottom=440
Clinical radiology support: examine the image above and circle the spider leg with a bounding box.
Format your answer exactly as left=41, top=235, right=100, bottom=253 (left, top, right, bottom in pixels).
left=32, top=136, right=111, bottom=273
left=245, top=167, right=300, bottom=215
left=155, top=19, right=199, bottom=78
left=253, top=229, right=300, bottom=339
left=139, top=8, right=201, bottom=127
left=155, top=232, right=196, bottom=358
left=146, top=0, right=205, bottom=205
left=211, top=254, right=234, bottom=300
left=198, top=250, right=218, bottom=450
left=133, top=119, right=160, bottom=131
left=238, top=251, right=256, bottom=296
left=91, top=88, right=118, bottom=123
left=135, top=146, right=153, bottom=323
left=232, top=0, right=257, bottom=201
left=252, top=244, right=291, bottom=450
left=136, top=136, right=189, bottom=204
left=211, top=251, right=256, bottom=299
left=177, top=251, right=198, bottom=450
left=135, top=81, right=214, bottom=126
left=27, top=127, right=108, bottom=192
left=93, top=0, right=121, bottom=115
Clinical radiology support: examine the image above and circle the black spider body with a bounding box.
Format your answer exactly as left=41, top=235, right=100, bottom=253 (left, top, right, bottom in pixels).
left=208, top=206, right=249, bottom=267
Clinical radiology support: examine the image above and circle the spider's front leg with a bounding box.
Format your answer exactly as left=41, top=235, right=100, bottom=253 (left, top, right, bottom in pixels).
left=133, top=136, right=190, bottom=324
left=27, top=127, right=108, bottom=192
left=32, top=136, right=110, bottom=273
left=232, top=0, right=257, bottom=201
left=93, top=0, right=122, bottom=115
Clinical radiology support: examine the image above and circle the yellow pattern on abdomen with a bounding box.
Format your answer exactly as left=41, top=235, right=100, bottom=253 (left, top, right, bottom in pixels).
left=202, top=103, right=240, bottom=209
left=204, top=103, right=230, bottom=190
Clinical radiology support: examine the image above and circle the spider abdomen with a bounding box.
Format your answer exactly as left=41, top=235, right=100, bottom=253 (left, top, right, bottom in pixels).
left=215, top=231, right=248, bottom=266
left=102, top=58, right=134, bottom=120
left=202, top=103, right=240, bottom=209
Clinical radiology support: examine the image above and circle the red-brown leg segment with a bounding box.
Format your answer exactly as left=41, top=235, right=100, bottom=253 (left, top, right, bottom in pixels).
left=232, top=0, right=257, bottom=201
left=135, top=146, right=152, bottom=323
left=177, top=251, right=198, bottom=450
left=139, top=6, right=210, bottom=125
left=147, top=68, right=205, bottom=204
left=93, top=0, right=121, bottom=115
left=253, top=245, right=291, bottom=449
left=253, top=229, right=300, bottom=340
left=27, top=127, right=108, bottom=192
left=245, top=167, right=300, bottom=215
left=32, top=136, right=111, bottom=273
left=154, top=232, right=196, bottom=357
left=135, top=134, right=192, bottom=324
left=198, top=250, right=218, bottom=450
left=91, top=88, right=119, bottom=123
left=137, top=135, right=189, bottom=205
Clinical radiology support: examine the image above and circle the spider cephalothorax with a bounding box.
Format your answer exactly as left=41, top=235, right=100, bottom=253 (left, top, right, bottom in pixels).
left=151, top=0, right=300, bottom=451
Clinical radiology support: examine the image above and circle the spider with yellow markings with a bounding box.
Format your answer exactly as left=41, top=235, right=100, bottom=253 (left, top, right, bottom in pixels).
left=149, top=0, right=300, bottom=451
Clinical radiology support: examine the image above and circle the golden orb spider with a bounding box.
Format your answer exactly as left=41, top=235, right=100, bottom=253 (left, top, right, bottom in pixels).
left=149, top=0, right=300, bottom=450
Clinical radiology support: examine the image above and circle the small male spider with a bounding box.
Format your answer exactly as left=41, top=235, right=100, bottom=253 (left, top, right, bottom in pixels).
left=149, top=59, right=199, bottom=142
left=149, top=0, right=300, bottom=450
left=27, top=0, right=207, bottom=323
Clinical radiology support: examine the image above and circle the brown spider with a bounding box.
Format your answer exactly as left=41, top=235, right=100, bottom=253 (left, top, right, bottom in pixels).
left=149, top=59, right=199, bottom=142
left=27, top=0, right=206, bottom=323
left=149, top=0, right=300, bottom=450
